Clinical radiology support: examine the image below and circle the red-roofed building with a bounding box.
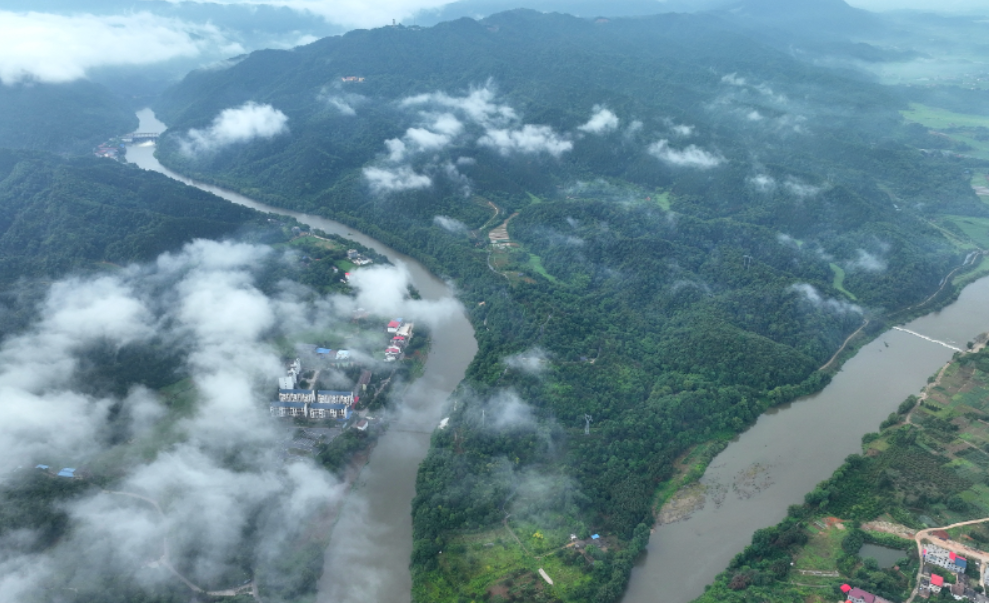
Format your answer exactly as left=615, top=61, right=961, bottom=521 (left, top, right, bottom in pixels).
left=841, top=584, right=852, bottom=594
left=930, top=574, right=945, bottom=593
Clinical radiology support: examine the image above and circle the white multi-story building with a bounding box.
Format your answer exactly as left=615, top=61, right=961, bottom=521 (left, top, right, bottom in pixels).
left=925, top=545, right=968, bottom=574
left=317, top=390, right=354, bottom=405
left=279, top=389, right=316, bottom=403
left=309, top=403, right=351, bottom=420
left=269, top=401, right=309, bottom=418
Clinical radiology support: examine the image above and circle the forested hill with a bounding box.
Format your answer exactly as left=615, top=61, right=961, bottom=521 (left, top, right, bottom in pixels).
left=0, top=149, right=265, bottom=287
left=0, top=81, right=137, bottom=154
left=152, top=9, right=989, bottom=603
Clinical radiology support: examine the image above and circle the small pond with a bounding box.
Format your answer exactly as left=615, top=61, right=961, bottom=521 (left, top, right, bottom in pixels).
left=859, top=543, right=908, bottom=569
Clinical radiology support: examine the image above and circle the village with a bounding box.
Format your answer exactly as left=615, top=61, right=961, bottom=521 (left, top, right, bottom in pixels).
left=268, top=316, right=416, bottom=427
left=838, top=536, right=989, bottom=603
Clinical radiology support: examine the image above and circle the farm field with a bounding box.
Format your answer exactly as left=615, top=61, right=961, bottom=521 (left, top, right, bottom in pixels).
left=901, top=103, right=989, bottom=161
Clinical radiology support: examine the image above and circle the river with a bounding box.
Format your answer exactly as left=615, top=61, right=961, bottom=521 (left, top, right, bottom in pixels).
left=623, top=278, right=989, bottom=603
left=125, top=109, right=478, bottom=603
left=126, top=109, right=989, bottom=603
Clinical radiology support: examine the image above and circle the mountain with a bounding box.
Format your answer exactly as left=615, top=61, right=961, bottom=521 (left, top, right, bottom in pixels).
left=717, top=0, right=881, bottom=35
left=0, top=80, right=137, bottom=154
left=152, top=9, right=989, bottom=603
left=0, top=149, right=265, bottom=286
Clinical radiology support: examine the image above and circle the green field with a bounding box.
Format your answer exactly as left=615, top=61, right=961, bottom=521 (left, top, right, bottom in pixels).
left=901, top=103, right=989, bottom=160
left=830, top=263, right=857, bottom=300
left=940, top=215, right=989, bottom=249
left=527, top=253, right=560, bottom=283
left=653, top=191, right=671, bottom=210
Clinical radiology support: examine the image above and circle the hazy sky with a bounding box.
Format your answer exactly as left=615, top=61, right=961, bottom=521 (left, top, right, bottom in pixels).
left=1, top=0, right=986, bottom=85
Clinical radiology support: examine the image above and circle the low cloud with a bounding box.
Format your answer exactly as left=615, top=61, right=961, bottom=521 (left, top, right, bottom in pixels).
left=487, top=390, right=537, bottom=430
left=363, top=165, right=432, bottom=194
left=433, top=215, right=468, bottom=234
left=722, top=73, right=747, bottom=86
left=366, top=82, right=571, bottom=193
left=578, top=106, right=620, bottom=134
left=401, top=84, right=517, bottom=128
left=320, top=90, right=364, bottom=116
left=479, top=125, right=572, bottom=157
left=783, top=177, right=825, bottom=198
left=504, top=348, right=550, bottom=375
left=848, top=249, right=887, bottom=272
left=789, top=283, right=862, bottom=315
left=0, top=237, right=468, bottom=600
left=0, top=11, right=241, bottom=85
left=180, top=102, right=289, bottom=155
left=648, top=140, right=723, bottom=169
left=749, top=174, right=776, bottom=193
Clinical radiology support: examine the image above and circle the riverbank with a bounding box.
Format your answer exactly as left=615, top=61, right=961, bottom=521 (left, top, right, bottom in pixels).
left=688, top=335, right=989, bottom=603
left=624, top=274, right=989, bottom=603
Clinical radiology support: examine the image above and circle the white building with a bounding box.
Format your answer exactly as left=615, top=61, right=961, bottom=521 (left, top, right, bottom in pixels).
left=279, top=389, right=316, bottom=403
left=317, top=390, right=354, bottom=405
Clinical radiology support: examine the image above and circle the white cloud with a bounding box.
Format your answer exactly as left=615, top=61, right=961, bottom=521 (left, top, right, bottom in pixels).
left=789, top=283, right=862, bottom=315
left=363, top=165, right=432, bottom=193
left=578, top=106, right=620, bottom=134
left=648, top=140, right=723, bottom=169
left=0, top=237, right=478, bottom=600
left=180, top=102, right=289, bottom=155
left=433, top=215, right=468, bottom=234
left=783, top=177, right=825, bottom=198
left=0, top=11, right=241, bottom=85
left=324, top=95, right=358, bottom=116
left=722, top=73, right=747, bottom=86
left=749, top=174, right=776, bottom=192
left=671, top=124, right=695, bottom=137
left=479, top=124, right=573, bottom=157
left=848, top=249, right=887, bottom=272
left=401, top=85, right=517, bottom=128
left=158, top=0, right=455, bottom=29
left=504, top=348, right=550, bottom=375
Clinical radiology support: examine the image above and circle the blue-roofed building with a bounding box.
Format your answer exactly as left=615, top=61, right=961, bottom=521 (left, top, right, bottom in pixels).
left=309, top=403, right=351, bottom=420
left=270, top=401, right=309, bottom=418
left=57, top=468, right=76, bottom=478
left=317, top=390, right=354, bottom=405
left=316, top=348, right=332, bottom=355
left=591, top=534, right=600, bottom=540
left=35, top=464, right=49, bottom=470
left=278, top=388, right=315, bottom=403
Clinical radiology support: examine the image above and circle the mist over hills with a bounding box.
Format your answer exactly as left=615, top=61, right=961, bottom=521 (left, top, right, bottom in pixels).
left=0, top=82, right=137, bottom=154
left=0, top=2, right=987, bottom=603
left=142, top=8, right=989, bottom=602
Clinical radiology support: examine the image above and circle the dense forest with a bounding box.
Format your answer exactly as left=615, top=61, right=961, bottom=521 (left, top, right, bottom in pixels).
left=0, top=150, right=273, bottom=286
left=0, top=80, right=137, bottom=154
left=142, top=7, right=989, bottom=603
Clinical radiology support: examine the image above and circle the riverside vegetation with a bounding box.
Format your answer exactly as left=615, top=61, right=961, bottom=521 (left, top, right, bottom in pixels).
left=145, top=6, right=989, bottom=602
left=691, top=341, right=989, bottom=603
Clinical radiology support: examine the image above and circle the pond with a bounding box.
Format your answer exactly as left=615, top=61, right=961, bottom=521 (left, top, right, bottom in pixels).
left=859, top=543, right=908, bottom=569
